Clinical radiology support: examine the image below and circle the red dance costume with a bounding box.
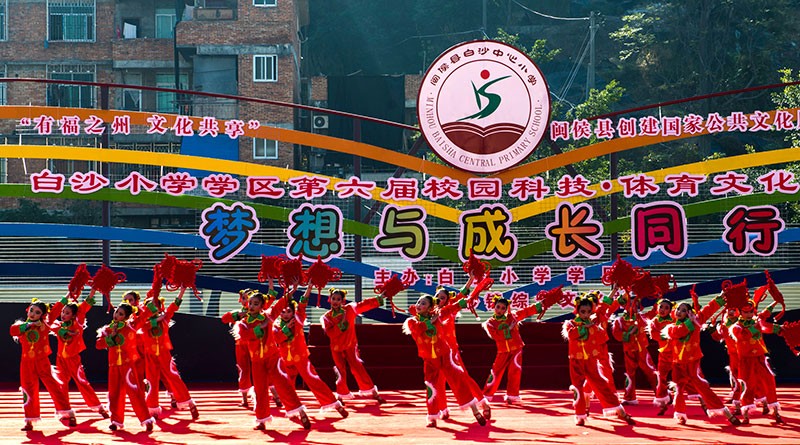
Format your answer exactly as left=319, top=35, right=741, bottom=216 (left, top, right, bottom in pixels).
left=612, top=310, right=658, bottom=404
left=10, top=310, right=74, bottom=423
left=139, top=297, right=195, bottom=417
left=320, top=296, right=382, bottom=399
left=482, top=302, right=542, bottom=403
left=663, top=296, right=730, bottom=423
left=581, top=295, right=619, bottom=408
left=96, top=321, right=154, bottom=429
left=50, top=296, right=103, bottom=412
left=403, top=303, right=482, bottom=422
left=729, top=304, right=780, bottom=416
left=435, top=295, right=487, bottom=412
left=223, top=295, right=305, bottom=425
left=711, top=314, right=743, bottom=406
left=647, top=310, right=678, bottom=407
left=562, top=312, right=625, bottom=423
left=273, top=297, right=342, bottom=412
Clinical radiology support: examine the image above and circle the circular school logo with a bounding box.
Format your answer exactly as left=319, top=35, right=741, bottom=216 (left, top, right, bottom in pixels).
left=417, top=40, right=551, bottom=174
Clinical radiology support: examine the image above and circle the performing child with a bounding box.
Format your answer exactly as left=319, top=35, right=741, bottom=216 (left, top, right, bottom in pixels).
left=562, top=292, right=635, bottom=426
left=49, top=293, right=109, bottom=419
left=403, top=294, right=488, bottom=428
left=320, top=287, right=386, bottom=403
left=10, top=299, right=75, bottom=431
left=272, top=287, right=349, bottom=418
left=662, top=296, right=741, bottom=425
left=95, top=303, right=156, bottom=432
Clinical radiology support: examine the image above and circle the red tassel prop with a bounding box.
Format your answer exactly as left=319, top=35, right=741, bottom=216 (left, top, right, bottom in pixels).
left=534, top=285, right=567, bottom=320
left=306, top=256, right=342, bottom=307
left=279, top=258, right=307, bottom=294
left=146, top=265, right=163, bottom=300
left=779, top=321, right=800, bottom=356
left=166, top=258, right=203, bottom=301
left=467, top=276, right=494, bottom=319
left=91, top=265, right=127, bottom=313
left=68, top=263, right=92, bottom=301
left=721, top=279, right=750, bottom=309
left=601, top=256, right=638, bottom=290
left=462, top=251, right=491, bottom=281
left=258, top=255, right=287, bottom=283
left=763, top=270, right=786, bottom=321
left=374, top=275, right=408, bottom=317
left=652, top=274, right=677, bottom=297
left=690, top=284, right=701, bottom=313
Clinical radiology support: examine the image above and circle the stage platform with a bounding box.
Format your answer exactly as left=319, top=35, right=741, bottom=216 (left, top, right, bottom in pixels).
left=0, top=386, right=797, bottom=444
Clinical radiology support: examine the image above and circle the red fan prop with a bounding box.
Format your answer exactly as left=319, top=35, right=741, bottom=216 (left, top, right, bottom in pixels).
left=374, top=274, right=408, bottom=317
left=601, top=256, right=638, bottom=291
left=779, top=321, right=800, bottom=356
left=158, top=253, right=203, bottom=301
left=279, top=257, right=307, bottom=296
left=258, top=255, right=287, bottom=283
left=91, top=265, right=127, bottom=313
left=306, top=256, right=342, bottom=307
left=534, top=285, right=567, bottom=320
left=68, top=263, right=92, bottom=301
left=753, top=270, right=786, bottom=321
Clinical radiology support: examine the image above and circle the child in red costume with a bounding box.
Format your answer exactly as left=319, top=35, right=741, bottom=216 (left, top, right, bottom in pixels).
left=10, top=299, right=75, bottom=431
left=138, top=294, right=199, bottom=420
left=320, top=288, right=385, bottom=403
left=611, top=298, right=658, bottom=405
left=96, top=303, right=156, bottom=432
left=272, top=287, right=349, bottom=418
left=662, top=297, right=741, bottom=425
left=403, top=294, right=487, bottom=428
left=729, top=299, right=783, bottom=424
left=646, top=298, right=679, bottom=414
left=580, top=291, right=620, bottom=414
left=431, top=282, right=490, bottom=420
left=227, top=289, right=255, bottom=408
left=49, top=293, right=109, bottom=419
left=122, top=291, right=148, bottom=383
left=222, top=286, right=312, bottom=430
left=562, top=292, right=634, bottom=426
left=710, top=306, right=743, bottom=413
left=482, top=295, right=543, bottom=404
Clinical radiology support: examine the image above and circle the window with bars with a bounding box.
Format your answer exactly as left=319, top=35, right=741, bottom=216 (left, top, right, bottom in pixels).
left=253, top=138, right=278, bottom=159
left=46, top=65, right=95, bottom=108
left=253, top=55, right=277, bottom=82
left=156, top=73, right=188, bottom=113
left=0, top=1, right=7, bottom=41
left=0, top=65, right=6, bottom=105
left=253, top=0, right=277, bottom=6
left=48, top=0, right=95, bottom=42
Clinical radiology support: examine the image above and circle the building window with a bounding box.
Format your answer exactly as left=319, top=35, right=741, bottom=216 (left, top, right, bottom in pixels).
left=155, top=8, right=176, bottom=39
left=48, top=0, right=95, bottom=42
left=253, top=0, right=277, bottom=6
left=120, top=73, right=142, bottom=111
left=0, top=65, right=5, bottom=105
left=253, top=138, right=278, bottom=160
left=0, top=0, right=7, bottom=41
left=47, top=64, right=96, bottom=108
left=156, top=73, right=188, bottom=113
left=253, top=55, right=277, bottom=82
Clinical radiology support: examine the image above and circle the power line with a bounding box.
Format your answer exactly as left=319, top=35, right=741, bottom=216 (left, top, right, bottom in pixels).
left=510, top=0, right=589, bottom=21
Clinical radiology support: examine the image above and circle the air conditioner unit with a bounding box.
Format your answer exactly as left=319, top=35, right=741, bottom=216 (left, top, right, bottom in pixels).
left=312, top=114, right=329, bottom=130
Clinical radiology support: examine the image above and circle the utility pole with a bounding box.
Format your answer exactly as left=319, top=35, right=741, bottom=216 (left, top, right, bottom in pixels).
left=586, top=11, right=597, bottom=99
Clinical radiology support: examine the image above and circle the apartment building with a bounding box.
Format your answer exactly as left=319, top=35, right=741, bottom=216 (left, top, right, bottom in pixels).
left=0, top=0, right=304, bottom=191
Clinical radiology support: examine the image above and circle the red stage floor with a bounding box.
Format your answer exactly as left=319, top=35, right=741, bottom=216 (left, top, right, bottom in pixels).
left=0, top=386, right=797, bottom=444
